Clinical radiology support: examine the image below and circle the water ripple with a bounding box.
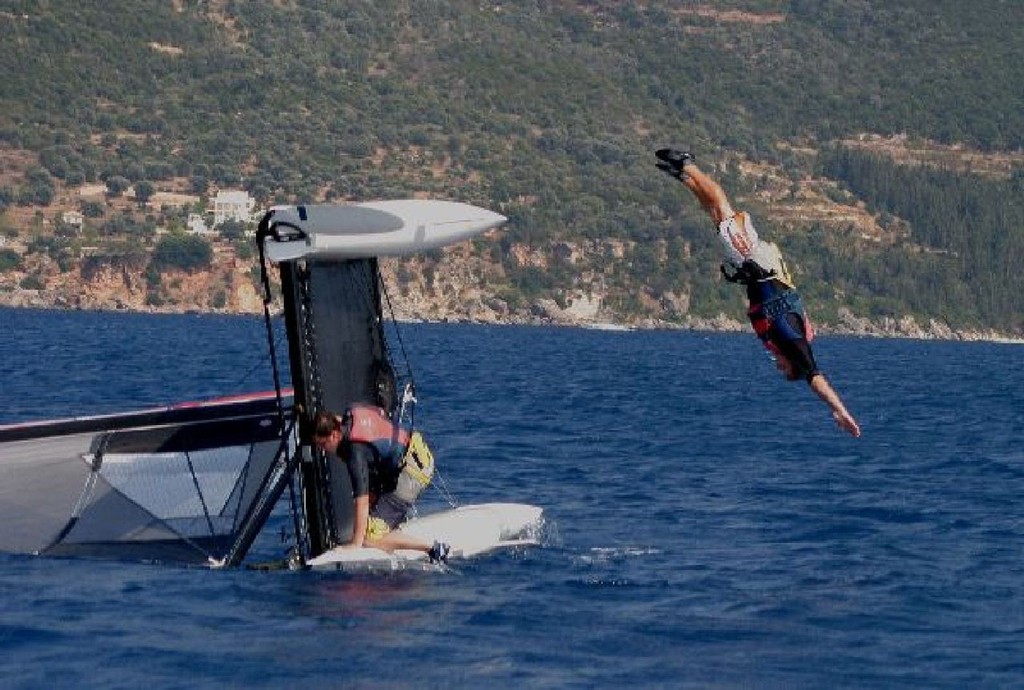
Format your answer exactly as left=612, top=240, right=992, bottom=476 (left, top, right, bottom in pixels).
left=2, top=314, right=1024, bottom=688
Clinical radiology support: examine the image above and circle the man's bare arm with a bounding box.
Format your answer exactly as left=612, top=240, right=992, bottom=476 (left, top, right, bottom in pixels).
left=346, top=494, right=370, bottom=548
left=809, top=373, right=861, bottom=437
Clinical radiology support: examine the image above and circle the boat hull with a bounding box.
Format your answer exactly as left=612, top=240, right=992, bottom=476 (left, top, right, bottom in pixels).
left=262, top=200, right=506, bottom=262
left=305, top=502, right=544, bottom=571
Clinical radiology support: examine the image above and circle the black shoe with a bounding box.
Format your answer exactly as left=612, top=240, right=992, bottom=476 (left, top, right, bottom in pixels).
left=655, top=148, right=694, bottom=178
left=428, top=541, right=451, bottom=564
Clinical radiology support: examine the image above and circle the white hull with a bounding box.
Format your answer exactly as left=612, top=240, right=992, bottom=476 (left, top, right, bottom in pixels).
left=305, top=502, right=543, bottom=571
left=262, top=200, right=507, bottom=262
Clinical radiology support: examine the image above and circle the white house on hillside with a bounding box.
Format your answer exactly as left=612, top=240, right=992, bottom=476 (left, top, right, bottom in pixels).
left=187, top=213, right=210, bottom=234
left=62, top=211, right=84, bottom=231
left=211, top=190, right=256, bottom=227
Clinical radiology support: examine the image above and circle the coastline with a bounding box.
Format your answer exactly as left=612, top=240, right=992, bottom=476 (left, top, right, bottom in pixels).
left=2, top=300, right=1020, bottom=345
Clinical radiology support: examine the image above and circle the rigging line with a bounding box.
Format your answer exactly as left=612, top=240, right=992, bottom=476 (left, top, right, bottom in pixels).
left=379, top=269, right=416, bottom=387
left=355, top=263, right=401, bottom=377
left=338, top=257, right=377, bottom=319
left=95, top=466, right=217, bottom=560
left=286, top=459, right=306, bottom=565
left=376, top=266, right=407, bottom=363
left=296, top=264, right=339, bottom=544
left=69, top=469, right=100, bottom=519
left=226, top=440, right=256, bottom=529
left=346, top=262, right=378, bottom=328
left=184, top=450, right=217, bottom=538
left=365, top=267, right=416, bottom=423
left=379, top=271, right=419, bottom=436
left=39, top=470, right=99, bottom=554
left=348, top=261, right=396, bottom=361
left=222, top=416, right=303, bottom=567
left=262, top=288, right=287, bottom=426
left=39, top=432, right=113, bottom=553
left=431, top=465, right=459, bottom=509
left=230, top=331, right=289, bottom=395
left=255, top=215, right=302, bottom=427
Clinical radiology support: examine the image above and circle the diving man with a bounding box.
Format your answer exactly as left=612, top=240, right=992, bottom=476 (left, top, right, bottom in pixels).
left=656, top=148, right=861, bottom=437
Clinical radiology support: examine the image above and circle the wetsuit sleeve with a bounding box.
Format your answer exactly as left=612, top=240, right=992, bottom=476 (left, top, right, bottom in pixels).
left=341, top=442, right=373, bottom=498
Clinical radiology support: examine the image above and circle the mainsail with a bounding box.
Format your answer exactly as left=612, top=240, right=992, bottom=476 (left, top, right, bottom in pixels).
left=278, top=258, right=395, bottom=556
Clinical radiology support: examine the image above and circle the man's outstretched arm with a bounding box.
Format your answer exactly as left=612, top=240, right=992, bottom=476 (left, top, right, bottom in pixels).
left=656, top=149, right=734, bottom=224
left=808, top=374, right=861, bottom=437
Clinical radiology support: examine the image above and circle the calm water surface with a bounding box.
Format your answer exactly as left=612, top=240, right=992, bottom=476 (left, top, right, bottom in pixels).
left=1, top=308, right=1022, bottom=689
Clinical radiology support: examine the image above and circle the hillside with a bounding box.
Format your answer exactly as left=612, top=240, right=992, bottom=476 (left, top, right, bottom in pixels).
left=1, top=0, right=1023, bottom=335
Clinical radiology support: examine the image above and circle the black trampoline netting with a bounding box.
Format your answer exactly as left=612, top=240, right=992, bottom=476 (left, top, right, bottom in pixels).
left=0, top=396, right=289, bottom=564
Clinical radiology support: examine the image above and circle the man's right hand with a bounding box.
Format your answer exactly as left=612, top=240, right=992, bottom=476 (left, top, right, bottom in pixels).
left=833, top=409, right=862, bottom=438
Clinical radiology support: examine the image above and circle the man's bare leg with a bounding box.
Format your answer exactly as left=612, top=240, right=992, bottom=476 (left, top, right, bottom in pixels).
left=368, top=531, right=451, bottom=563
left=369, top=531, right=430, bottom=553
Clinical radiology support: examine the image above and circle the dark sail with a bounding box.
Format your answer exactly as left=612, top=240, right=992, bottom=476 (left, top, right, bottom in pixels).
left=279, top=258, right=395, bottom=558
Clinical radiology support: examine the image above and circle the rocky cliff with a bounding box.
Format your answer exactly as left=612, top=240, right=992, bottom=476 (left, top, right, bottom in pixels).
left=1, top=229, right=1013, bottom=343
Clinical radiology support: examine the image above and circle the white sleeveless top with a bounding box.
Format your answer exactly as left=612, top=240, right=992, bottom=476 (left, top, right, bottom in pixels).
left=718, top=212, right=794, bottom=287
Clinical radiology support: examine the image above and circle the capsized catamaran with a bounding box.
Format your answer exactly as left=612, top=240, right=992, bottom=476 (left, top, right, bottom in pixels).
left=0, top=200, right=544, bottom=569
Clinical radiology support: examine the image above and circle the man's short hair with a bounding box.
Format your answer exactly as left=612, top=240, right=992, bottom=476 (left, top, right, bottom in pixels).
left=312, top=410, right=342, bottom=438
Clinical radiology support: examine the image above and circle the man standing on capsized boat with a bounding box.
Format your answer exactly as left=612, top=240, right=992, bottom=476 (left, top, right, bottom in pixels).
left=312, top=407, right=451, bottom=562
left=655, top=148, right=861, bottom=438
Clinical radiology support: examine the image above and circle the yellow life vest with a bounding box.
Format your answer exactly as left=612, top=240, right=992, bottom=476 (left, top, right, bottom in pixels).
left=393, top=431, right=435, bottom=504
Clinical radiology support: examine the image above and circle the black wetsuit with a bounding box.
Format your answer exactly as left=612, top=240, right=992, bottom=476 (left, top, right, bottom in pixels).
left=728, top=261, right=819, bottom=381
left=338, top=440, right=410, bottom=528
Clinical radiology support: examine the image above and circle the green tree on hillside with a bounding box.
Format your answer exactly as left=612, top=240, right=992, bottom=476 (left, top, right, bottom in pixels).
left=105, top=176, right=130, bottom=198
left=151, top=234, right=213, bottom=273
left=134, top=181, right=155, bottom=205
left=0, top=248, right=20, bottom=272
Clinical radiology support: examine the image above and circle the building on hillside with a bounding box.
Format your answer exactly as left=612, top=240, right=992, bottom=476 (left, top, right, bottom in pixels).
left=211, top=190, right=256, bottom=227
left=187, top=213, right=210, bottom=234
left=62, top=211, right=84, bottom=231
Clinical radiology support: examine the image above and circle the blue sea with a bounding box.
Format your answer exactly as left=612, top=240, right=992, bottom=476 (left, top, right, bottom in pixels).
left=1, top=307, right=1023, bottom=689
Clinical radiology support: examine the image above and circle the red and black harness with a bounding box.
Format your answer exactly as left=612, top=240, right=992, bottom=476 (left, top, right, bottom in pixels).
left=724, top=260, right=819, bottom=381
